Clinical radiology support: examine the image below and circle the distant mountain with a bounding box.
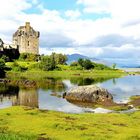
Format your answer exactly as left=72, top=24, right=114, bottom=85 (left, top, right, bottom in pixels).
left=102, top=58, right=140, bottom=68
left=67, top=54, right=140, bottom=68
left=67, top=54, right=89, bottom=63
left=66, top=53, right=109, bottom=65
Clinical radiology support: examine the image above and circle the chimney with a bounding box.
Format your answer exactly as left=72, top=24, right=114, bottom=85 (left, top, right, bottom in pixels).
left=25, top=22, right=30, bottom=31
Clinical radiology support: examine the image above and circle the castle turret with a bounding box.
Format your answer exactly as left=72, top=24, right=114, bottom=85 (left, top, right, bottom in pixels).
left=25, top=22, right=30, bottom=32
left=13, top=22, right=40, bottom=54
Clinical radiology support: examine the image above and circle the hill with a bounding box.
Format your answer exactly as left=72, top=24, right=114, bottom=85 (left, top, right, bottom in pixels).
left=66, top=53, right=109, bottom=65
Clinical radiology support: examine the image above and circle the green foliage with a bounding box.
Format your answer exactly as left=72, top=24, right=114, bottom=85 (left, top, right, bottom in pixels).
left=0, top=58, right=6, bottom=78
left=54, top=53, right=67, bottom=65
left=70, top=61, right=79, bottom=66
left=11, top=61, right=27, bottom=72
left=0, top=55, right=9, bottom=62
left=36, top=53, right=68, bottom=71
left=93, top=62, right=111, bottom=70
left=38, top=55, right=55, bottom=71
left=83, top=59, right=94, bottom=70
left=70, top=65, right=83, bottom=70
left=19, top=53, right=39, bottom=62
left=78, top=58, right=84, bottom=67
left=50, top=52, right=56, bottom=70
left=70, top=61, right=83, bottom=70
left=0, top=58, right=5, bottom=70
left=74, top=58, right=111, bottom=70
left=112, top=63, right=117, bottom=69
left=77, top=58, right=94, bottom=70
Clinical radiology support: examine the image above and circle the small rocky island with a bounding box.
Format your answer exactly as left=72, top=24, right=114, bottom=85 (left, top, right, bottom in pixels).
left=64, top=85, right=113, bottom=103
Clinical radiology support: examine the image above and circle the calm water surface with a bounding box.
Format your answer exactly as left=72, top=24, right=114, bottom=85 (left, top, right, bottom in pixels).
left=0, top=75, right=140, bottom=113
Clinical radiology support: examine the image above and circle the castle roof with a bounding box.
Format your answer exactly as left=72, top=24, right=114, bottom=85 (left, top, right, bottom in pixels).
left=13, top=22, right=39, bottom=38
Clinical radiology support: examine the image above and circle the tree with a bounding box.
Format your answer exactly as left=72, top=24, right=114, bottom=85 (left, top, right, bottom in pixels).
left=70, top=61, right=79, bottom=66
left=39, top=54, right=56, bottom=71
left=50, top=53, right=56, bottom=70
left=112, top=63, right=116, bottom=69
left=55, top=53, right=67, bottom=65
left=0, top=59, right=5, bottom=78
left=78, top=58, right=84, bottom=67
left=0, top=59, right=5, bottom=70
left=83, top=59, right=94, bottom=70
left=19, top=53, right=39, bottom=61
left=78, top=58, right=94, bottom=70
left=0, top=55, right=9, bottom=62
left=37, top=53, right=68, bottom=71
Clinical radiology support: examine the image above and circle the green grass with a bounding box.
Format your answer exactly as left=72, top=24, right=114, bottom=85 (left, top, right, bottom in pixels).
left=6, top=69, right=126, bottom=80
left=130, top=95, right=140, bottom=101
left=5, top=61, right=126, bottom=80
left=5, top=68, right=126, bottom=89
left=6, top=61, right=37, bottom=69
left=0, top=107, right=140, bottom=140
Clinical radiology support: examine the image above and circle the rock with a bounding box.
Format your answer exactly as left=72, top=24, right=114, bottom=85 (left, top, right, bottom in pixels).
left=64, top=85, right=113, bottom=103
left=0, top=79, right=11, bottom=84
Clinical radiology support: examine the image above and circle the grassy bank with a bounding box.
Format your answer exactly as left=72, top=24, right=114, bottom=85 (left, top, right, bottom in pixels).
left=0, top=106, right=140, bottom=140
left=6, top=69, right=126, bottom=81
left=5, top=61, right=126, bottom=80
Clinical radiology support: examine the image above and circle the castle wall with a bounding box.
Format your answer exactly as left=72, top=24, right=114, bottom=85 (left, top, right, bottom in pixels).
left=13, top=22, right=40, bottom=54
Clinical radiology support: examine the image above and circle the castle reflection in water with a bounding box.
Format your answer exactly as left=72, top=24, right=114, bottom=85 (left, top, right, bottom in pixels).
left=0, top=88, right=38, bottom=108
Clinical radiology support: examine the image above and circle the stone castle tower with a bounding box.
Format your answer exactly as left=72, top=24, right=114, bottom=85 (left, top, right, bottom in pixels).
left=13, top=22, right=40, bottom=54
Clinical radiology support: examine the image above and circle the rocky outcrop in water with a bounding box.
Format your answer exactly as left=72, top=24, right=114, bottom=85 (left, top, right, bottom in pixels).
left=64, top=85, right=113, bottom=103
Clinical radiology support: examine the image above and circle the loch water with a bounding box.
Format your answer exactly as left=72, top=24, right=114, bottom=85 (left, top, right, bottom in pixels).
left=0, top=75, right=140, bottom=113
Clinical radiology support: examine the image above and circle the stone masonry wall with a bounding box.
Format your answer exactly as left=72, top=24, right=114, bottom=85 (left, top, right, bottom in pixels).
left=13, top=22, right=40, bottom=54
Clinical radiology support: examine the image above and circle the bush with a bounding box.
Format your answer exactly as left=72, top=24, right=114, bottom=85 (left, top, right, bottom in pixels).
left=0, top=55, right=9, bottom=62
left=70, top=62, right=79, bottom=67
left=0, top=59, right=5, bottom=70
left=19, top=53, right=39, bottom=62
left=93, top=63, right=111, bottom=70
left=77, top=58, right=94, bottom=70
left=71, top=58, right=111, bottom=70
left=83, top=59, right=94, bottom=70
left=70, top=66, right=83, bottom=70
left=37, top=53, right=68, bottom=71
left=0, top=58, right=6, bottom=78
left=11, top=61, right=27, bottom=72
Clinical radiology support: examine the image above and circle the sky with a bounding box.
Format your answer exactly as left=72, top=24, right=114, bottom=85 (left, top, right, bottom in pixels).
left=1, top=0, right=140, bottom=66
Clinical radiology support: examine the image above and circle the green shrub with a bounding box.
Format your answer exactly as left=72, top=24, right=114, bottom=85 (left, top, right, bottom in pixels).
left=11, top=61, right=27, bottom=72
left=0, top=58, right=6, bottom=78
left=19, top=53, right=39, bottom=62
left=70, top=62, right=79, bottom=66
left=0, top=58, right=5, bottom=70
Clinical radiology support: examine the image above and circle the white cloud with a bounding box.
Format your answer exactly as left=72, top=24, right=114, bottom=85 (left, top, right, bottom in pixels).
left=1, top=0, right=140, bottom=66
left=65, top=10, right=81, bottom=19
left=0, top=0, right=31, bottom=18
left=39, top=47, right=78, bottom=55
left=77, top=0, right=140, bottom=24
left=77, top=0, right=110, bottom=14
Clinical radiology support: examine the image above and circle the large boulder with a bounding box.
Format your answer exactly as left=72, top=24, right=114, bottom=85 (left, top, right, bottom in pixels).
left=64, top=85, right=113, bottom=103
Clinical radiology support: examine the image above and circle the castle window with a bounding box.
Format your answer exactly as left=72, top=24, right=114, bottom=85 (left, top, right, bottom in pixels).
left=28, top=41, right=29, bottom=46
